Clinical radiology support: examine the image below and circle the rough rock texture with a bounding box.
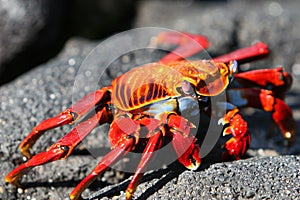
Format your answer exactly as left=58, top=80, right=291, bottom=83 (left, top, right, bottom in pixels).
left=93, top=156, right=300, bottom=200
left=1, top=0, right=300, bottom=200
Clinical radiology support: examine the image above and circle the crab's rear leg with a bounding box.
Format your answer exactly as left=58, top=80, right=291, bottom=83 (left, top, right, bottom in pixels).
left=19, top=87, right=111, bottom=159
left=154, top=32, right=269, bottom=64
left=154, top=31, right=210, bottom=63
left=227, top=88, right=296, bottom=142
left=5, top=107, right=111, bottom=186
left=213, top=42, right=269, bottom=64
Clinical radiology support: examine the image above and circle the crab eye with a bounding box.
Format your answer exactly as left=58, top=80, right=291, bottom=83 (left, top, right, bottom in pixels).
left=230, top=60, right=238, bottom=75
left=181, top=80, right=194, bottom=95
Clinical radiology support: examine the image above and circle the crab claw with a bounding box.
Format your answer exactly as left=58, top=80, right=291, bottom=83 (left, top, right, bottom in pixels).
left=167, top=114, right=201, bottom=170
left=219, top=108, right=250, bottom=160
left=172, top=132, right=201, bottom=170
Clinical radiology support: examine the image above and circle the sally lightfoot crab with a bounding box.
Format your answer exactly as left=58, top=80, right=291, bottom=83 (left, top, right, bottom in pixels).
left=5, top=31, right=296, bottom=200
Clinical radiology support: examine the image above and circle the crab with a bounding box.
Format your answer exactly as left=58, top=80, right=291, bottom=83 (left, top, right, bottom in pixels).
left=5, top=31, right=296, bottom=200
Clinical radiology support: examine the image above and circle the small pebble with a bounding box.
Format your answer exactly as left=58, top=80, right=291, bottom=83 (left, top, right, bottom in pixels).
left=17, top=188, right=23, bottom=194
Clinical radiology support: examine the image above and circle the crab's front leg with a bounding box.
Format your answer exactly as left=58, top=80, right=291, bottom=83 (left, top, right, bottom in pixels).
left=218, top=108, right=250, bottom=160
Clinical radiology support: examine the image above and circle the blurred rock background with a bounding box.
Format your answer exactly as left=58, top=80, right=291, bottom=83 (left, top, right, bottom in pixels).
left=0, top=0, right=136, bottom=85
left=0, top=0, right=299, bottom=199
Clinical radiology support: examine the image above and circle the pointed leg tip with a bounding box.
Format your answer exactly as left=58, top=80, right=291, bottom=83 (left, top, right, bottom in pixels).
left=4, top=176, right=11, bottom=184
left=126, top=190, right=133, bottom=200
left=5, top=174, right=21, bottom=188
left=69, top=193, right=81, bottom=200
left=284, top=131, right=296, bottom=145
left=19, top=146, right=32, bottom=160
left=284, top=131, right=292, bottom=139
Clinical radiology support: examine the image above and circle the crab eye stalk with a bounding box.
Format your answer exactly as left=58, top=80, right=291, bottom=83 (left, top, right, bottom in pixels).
left=181, top=80, right=194, bottom=95
left=229, top=60, right=238, bottom=81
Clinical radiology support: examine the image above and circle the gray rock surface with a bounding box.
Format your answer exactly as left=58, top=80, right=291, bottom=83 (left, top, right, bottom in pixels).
left=117, top=156, right=300, bottom=200
left=1, top=0, right=300, bottom=200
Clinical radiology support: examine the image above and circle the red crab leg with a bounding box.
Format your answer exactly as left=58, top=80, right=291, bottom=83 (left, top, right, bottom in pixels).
left=233, top=68, right=293, bottom=98
left=19, top=87, right=111, bottom=158
left=226, top=88, right=296, bottom=142
left=155, top=31, right=210, bottom=63
left=70, top=117, right=141, bottom=200
left=70, top=118, right=163, bottom=200
left=69, top=138, right=136, bottom=200
left=138, top=115, right=201, bottom=171
left=126, top=131, right=163, bottom=200
left=218, top=108, right=250, bottom=160
left=213, top=42, right=269, bottom=64
left=5, top=108, right=110, bottom=186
